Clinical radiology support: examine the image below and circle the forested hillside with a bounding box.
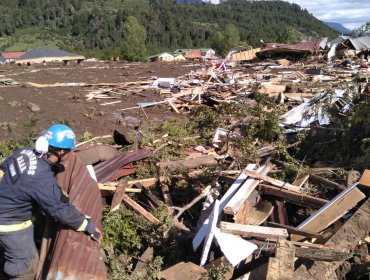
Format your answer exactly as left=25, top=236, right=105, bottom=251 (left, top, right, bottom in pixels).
left=0, top=0, right=337, bottom=60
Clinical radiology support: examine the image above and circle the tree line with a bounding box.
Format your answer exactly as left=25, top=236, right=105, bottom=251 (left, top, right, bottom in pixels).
left=0, top=0, right=338, bottom=60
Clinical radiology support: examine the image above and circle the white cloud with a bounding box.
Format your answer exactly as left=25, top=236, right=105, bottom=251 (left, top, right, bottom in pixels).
left=285, top=0, right=370, bottom=29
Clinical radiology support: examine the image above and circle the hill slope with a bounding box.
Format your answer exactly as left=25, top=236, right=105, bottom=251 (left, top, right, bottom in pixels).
left=325, top=22, right=351, bottom=35
left=0, top=0, right=337, bottom=59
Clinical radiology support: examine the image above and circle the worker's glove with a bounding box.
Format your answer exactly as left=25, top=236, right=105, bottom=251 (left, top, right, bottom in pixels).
left=78, top=216, right=100, bottom=242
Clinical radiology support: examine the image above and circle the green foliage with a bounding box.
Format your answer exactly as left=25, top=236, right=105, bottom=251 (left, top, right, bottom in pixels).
left=201, top=259, right=232, bottom=280
left=190, top=105, right=221, bottom=139
left=121, top=16, right=147, bottom=61
left=278, top=26, right=304, bottom=44
left=103, top=205, right=151, bottom=255
left=80, top=130, right=93, bottom=142
left=0, top=0, right=337, bottom=58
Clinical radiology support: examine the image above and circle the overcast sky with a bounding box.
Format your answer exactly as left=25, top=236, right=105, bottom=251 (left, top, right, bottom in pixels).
left=207, top=0, right=369, bottom=30
left=285, top=0, right=369, bottom=30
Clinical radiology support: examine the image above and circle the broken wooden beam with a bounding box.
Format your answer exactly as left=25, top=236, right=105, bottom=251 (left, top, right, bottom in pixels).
left=122, top=194, right=159, bottom=223
left=98, top=177, right=159, bottom=191
left=258, top=184, right=328, bottom=209
left=242, top=170, right=301, bottom=193
left=219, top=222, right=289, bottom=240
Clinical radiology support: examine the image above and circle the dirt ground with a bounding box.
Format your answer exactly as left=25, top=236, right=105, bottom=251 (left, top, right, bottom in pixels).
left=0, top=61, right=200, bottom=142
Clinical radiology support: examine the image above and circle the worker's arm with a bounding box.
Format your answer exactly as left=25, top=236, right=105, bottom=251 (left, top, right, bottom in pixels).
left=24, top=175, right=98, bottom=239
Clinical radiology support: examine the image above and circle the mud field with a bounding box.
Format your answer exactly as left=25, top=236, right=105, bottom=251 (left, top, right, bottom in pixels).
left=0, top=61, right=200, bottom=141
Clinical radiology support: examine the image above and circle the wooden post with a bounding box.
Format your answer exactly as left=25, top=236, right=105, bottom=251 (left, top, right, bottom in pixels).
left=266, top=239, right=295, bottom=280
left=122, top=194, right=159, bottom=223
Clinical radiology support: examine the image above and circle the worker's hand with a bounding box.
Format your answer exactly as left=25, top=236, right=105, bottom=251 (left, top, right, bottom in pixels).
left=91, top=227, right=103, bottom=245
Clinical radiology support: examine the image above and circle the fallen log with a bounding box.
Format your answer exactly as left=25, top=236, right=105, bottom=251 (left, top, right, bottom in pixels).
left=310, top=174, right=345, bottom=191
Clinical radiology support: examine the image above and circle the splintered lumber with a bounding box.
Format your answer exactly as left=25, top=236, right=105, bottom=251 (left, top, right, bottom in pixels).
left=310, top=174, right=345, bottom=191
left=110, top=180, right=128, bottom=212
left=267, top=222, right=323, bottom=239
left=266, top=240, right=295, bottom=280
left=219, top=222, right=289, bottom=240
left=172, top=185, right=212, bottom=220
left=192, top=164, right=256, bottom=251
left=160, top=262, right=206, bottom=280
left=122, top=194, right=159, bottom=223
left=294, top=197, right=370, bottom=279
left=258, top=184, right=328, bottom=209
left=224, top=165, right=270, bottom=215
left=242, top=170, right=301, bottom=193
left=157, top=155, right=217, bottom=171
left=359, top=169, right=370, bottom=187
left=293, top=183, right=366, bottom=241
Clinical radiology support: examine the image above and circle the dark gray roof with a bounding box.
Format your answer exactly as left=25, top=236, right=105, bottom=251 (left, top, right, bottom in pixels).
left=17, top=48, right=83, bottom=60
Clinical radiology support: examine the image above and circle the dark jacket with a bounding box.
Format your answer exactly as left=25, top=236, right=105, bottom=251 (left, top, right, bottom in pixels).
left=0, top=148, right=85, bottom=230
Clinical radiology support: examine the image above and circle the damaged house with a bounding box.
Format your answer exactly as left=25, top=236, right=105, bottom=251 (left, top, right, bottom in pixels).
left=336, top=35, right=370, bottom=59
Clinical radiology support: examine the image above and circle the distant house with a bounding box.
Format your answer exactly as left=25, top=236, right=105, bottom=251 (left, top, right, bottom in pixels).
left=200, top=48, right=216, bottom=60
left=184, top=49, right=202, bottom=60
left=0, top=51, right=26, bottom=63
left=148, top=52, right=175, bottom=62
left=16, top=48, right=84, bottom=65
left=173, top=53, right=186, bottom=61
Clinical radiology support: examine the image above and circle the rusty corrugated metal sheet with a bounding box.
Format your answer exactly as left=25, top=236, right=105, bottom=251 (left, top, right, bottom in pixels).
left=94, top=149, right=152, bottom=183
left=0, top=51, right=25, bottom=59
left=260, top=40, right=321, bottom=55
left=39, top=152, right=107, bottom=280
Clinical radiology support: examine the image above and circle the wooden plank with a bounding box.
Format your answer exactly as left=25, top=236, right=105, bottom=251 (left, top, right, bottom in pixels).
left=266, top=240, right=295, bottom=280
left=292, top=174, right=309, bottom=188
left=293, top=183, right=365, bottom=241
left=192, top=164, right=256, bottom=251
left=242, top=170, right=301, bottom=193
left=135, top=183, right=162, bottom=208
left=219, top=222, right=289, bottom=240
left=224, top=165, right=270, bottom=215
left=159, top=178, right=174, bottom=209
left=122, top=194, right=159, bottom=223
left=359, top=169, right=370, bottom=187
left=258, top=184, right=327, bottom=209
left=310, top=174, right=345, bottom=191
left=110, top=180, right=128, bottom=212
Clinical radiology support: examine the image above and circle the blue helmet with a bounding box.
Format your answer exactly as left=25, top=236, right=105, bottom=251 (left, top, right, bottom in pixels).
left=44, top=124, right=76, bottom=149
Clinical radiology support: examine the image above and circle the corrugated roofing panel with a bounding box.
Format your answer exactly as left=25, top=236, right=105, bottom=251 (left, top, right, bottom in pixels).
left=94, top=149, right=152, bottom=183
left=262, top=40, right=322, bottom=53
left=17, top=48, right=84, bottom=60
left=39, top=152, right=107, bottom=280
left=348, top=36, right=370, bottom=52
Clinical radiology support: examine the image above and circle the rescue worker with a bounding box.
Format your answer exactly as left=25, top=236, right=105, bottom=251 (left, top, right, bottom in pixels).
left=0, top=124, right=100, bottom=279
